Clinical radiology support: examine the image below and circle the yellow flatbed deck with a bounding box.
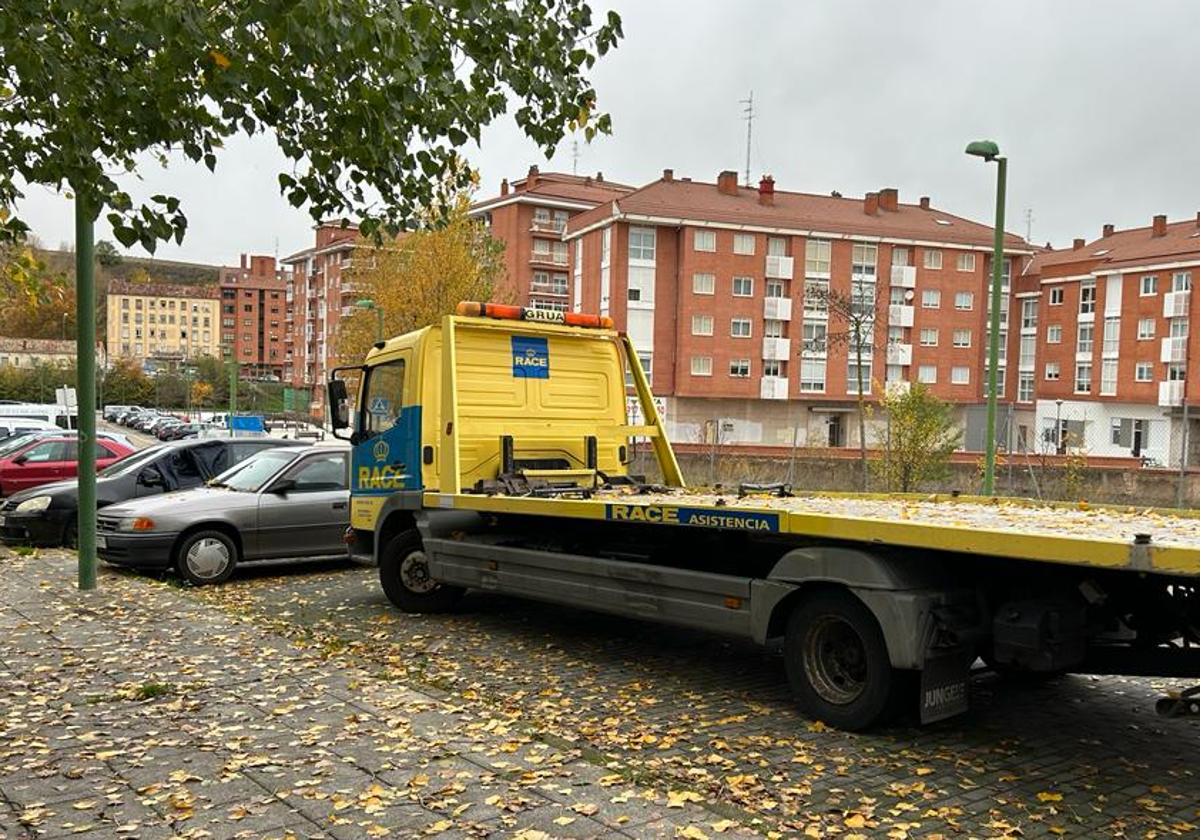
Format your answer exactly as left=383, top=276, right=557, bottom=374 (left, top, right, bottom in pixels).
left=424, top=490, right=1200, bottom=578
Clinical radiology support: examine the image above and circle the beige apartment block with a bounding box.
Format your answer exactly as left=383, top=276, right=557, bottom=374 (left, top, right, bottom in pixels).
left=106, top=279, right=220, bottom=365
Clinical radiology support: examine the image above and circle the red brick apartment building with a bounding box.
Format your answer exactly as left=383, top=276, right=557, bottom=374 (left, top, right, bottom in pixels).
left=218, top=254, right=290, bottom=380
left=281, top=223, right=358, bottom=414
left=1014, top=214, right=1200, bottom=466
left=470, top=166, right=634, bottom=309
left=563, top=170, right=1036, bottom=450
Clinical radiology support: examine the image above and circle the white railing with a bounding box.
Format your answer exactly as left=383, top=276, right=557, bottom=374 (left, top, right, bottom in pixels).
left=763, top=297, right=793, bottom=321
left=765, top=255, right=795, bottom=280
left=1161, top=336, right=1187, bottom=363
left=530, top=218, right=567, bottom=234
left=761, top=337, right=791, bottom=360
left=531, top=250, right=569, bottom=266
left=885, top=342, right=913, bottom=366
left=760, top=376, right=789, bottom=400
left=1164, top=290, right=1190, bottom=318
left=890, top=265, right=917, bottom=288
left=885, top=380, right=911, bottom=397
left=1159, top=380, right=1184, bottom=407
left=888, top=304, right=914, bottom=327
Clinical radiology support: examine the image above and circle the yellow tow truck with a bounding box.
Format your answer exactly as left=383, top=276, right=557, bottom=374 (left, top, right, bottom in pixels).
left=328, top=302, right=1200, bottom=729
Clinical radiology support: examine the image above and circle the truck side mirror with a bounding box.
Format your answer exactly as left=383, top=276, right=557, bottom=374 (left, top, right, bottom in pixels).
left=328, top=379, right=349, bottom=430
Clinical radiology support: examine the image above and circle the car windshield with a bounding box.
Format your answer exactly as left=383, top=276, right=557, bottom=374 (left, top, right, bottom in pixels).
left=0, top=433, right=45, bottom=457
left=98, top=445, right=162, bottom=477
left=210, top=449, right=295, bottom=492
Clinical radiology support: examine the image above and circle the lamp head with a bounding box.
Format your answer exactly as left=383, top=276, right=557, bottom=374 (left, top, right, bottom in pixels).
left=965, top=140, right=1001, bottom=162
left=355, top=298, right=376, bottom=310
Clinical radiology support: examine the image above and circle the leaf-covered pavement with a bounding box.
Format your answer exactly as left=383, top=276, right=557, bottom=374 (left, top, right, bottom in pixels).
left=4, top=551, right=1200, bottom=839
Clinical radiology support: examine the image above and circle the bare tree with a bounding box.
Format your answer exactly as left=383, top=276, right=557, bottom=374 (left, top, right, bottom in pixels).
left=802, top=283, right=885, bottom=491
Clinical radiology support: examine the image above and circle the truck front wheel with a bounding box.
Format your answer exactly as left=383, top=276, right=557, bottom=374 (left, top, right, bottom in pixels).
left=784, top=589, right=899, bottom=731
left=379, top=530, right=464, bottom=613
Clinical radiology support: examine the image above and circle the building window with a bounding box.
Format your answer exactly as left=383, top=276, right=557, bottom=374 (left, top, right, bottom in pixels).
left=1021, top=299, right=1038, bottom=330
left=694, top=230, right=716, bottom=252
left=919, top=328, right=938, bottom=347
left=691, top=315, right=713, bottom=336
left=1079, top=280, right=1096, bottom=315
left=917, top=365, right=937, bottom=384
left=950, top=366, right=970, bottom=385
left=953, top=329, right=972, bottom=348
left=846, top=362, right=872, bottom=394
left=1141, top=275, right=1158, bottom=296
left=805, top=278, right=829, bottom=314
left=1168, top=363, right=1187, bottom=381
left=1102, top=318, right=1120, bottom=354
left=1135, top=362, right=1153, bottom=382
left=1170, top=317, right=1189, bottom=338
left=733, top=233, right=755, bottom=255
left=729, top=358, right=751, bottom=378
left=802, top=320, right=827, bottom=353
left=892, top=247, right=910, bottom=266
left=1077, top=323, right=1094, bottom=354
left=851, top=243, right=877, bottom=277
left=765, top=279, right=786, bottom=298
left=924, top=249, right=943, bottom=270
left=921, top=289, right=941, bottom=309
left=1019, top=334, right=1036, bottom=368
left=805, top=239, right=831, bottom=275
left=731, top=318, right=752, bottom=338
left=1049, top=287, right=1064, bottom=305
left=954, top=291, right=973, bottom=310
left=628, top=226, right=656, bottom=261
left=800, top=359, right=826, bottom=392
left=690, top=356, right=712, bottom=376
left=693, top=273, right=715, bottom=295
left=762, top=360, right=783, bottom=377
left=1138, top=318, right=1155, bottom=340
left=1100, top=360, right=1118, bottom=395
left=956, top=253, right=976, bottom=272
left=627, top=287, right=641, bottom=302
left=1047, top=324, right=1062, bottom=343
left=767, top=237, right=787, bottom=257
left=732, top=276, right=754, bottom=297
left=121, top=298, right=129, bottom=309
left=1074, top=363, right=1092, bottom=393
left=1018, top=372, right=1034, bottom=402
left=1045, top=362, right=1060, bottom=381
left=1174, top=271, right=1193, bottom=292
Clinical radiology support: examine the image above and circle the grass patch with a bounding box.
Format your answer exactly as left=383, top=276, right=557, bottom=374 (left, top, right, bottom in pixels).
left=133, top=681, right=173, bottom=700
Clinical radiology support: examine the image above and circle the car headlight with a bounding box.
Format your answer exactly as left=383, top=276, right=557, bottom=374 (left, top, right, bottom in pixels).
left=14, top=496, right=52, bottom=513
left=119, top=517, right=157, bottom=532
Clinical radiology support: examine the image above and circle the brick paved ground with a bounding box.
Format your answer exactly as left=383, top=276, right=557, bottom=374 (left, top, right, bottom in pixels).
left=4, top=552, right=1200, bottom=838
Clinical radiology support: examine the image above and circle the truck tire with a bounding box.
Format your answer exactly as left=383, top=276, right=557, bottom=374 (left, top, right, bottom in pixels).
left=783, top=588, right=898, bottom=731
left=379, top=530, right=464, bottom=613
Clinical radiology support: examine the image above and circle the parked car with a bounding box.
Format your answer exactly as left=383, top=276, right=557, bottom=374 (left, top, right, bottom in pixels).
left=0, top=438, right=306, bottom=547
left=0, top=436, right=135, bottom=497
left=97, top=446, right=350, bottom=584
left=103, top=404, right=139, bottom=422
left=153, top=419, right=185, bottom=439
left=0, top=417, right=61, bottom=441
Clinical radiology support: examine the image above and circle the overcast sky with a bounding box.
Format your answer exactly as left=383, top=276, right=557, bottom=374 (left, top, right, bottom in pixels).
left=16, top=0, right=1200, bottom=265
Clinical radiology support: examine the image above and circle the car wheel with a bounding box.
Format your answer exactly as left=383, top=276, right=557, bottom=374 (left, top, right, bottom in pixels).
left=783, top=588, right=900, bottom=731
left=175, top=529, right=238, bottom=585
left=379, top=530, right=463, bottom=613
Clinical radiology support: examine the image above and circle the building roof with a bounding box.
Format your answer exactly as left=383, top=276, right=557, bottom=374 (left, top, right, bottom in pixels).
left=107, top=278, right=219, bottom=299
left=565, top=175, right=1032, bottom=251
left=472, top=169, right=636, bottom=213
left=1024, top=216, right=1200, bottom=279
left=0, top=336, right=76, bottom=355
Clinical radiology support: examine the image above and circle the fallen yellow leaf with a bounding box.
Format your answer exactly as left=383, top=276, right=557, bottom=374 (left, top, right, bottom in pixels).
left=1037, top=791, right=1063, bottom=803
left=844, top=813, right=867, bottom=829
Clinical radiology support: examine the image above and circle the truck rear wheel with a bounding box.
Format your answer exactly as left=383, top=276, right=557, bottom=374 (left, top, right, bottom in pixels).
left=379, top=530, right=464, bottom=613
left=784, top=589, right=898, bottom=731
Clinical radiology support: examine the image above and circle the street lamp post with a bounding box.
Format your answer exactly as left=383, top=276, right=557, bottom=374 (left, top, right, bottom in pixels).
left=965, top=139, right=1007, bottom=496
left=355, top=298, right=385, bottom=342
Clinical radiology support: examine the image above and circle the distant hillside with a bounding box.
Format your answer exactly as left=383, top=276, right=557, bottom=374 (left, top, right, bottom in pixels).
left=38, top=248, right=223, bottom=288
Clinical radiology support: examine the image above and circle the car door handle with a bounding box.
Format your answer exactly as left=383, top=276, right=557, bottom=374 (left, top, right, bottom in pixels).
left=332, top=501, right=347, bottom=510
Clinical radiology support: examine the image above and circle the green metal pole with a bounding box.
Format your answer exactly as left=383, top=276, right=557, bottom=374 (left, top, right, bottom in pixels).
left=75, top=195, right=97, bottom=590
left=983, top=157, right=1007, bottom=496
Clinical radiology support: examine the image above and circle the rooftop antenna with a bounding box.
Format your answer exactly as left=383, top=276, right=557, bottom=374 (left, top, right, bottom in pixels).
left=1024, top=208, right=1034, bottom=242
left=740, top=90, right=754, bottom=187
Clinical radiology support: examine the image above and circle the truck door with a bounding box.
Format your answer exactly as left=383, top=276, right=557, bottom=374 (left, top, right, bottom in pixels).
left=352, top=355, right=420, bottom=500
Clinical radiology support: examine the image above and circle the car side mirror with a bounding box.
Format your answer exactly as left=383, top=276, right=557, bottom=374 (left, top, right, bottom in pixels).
left=328, top=379, right=349, bottom=430
left=138, top=467, right=164, bottom=488
left=269, top=478, right=297, bottom=495
left=12, top=455, right=27, bottom=466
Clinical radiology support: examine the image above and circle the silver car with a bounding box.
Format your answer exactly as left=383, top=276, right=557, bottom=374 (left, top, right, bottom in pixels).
left=97, top=446, right=350, bottom=584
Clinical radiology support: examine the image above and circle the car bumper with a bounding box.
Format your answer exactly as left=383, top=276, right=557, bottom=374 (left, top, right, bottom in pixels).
left=96, top=531, right=180, bottom=568
left=0, top=510, right=70, bottom=547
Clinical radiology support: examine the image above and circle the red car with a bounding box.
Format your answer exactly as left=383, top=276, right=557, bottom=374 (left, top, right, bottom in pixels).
left=0, top=436, right=134, bottom=497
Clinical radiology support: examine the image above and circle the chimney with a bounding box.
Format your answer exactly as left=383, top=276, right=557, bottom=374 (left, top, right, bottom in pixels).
left=662, top=168, right=674, bottom=182
left=716, top=170, right=739, bottom=196
left=864, top=192, right=880, bottom=216
left=1196, top=211, right=1200, bottom=228
left=1153, top=214, right=1168, bottom=237
left=758, top=175, right=775, bottom=206
left=1102, top=223, right=1114, bottom=238
left=879, top=187, right=899, bottom=212
left=527, top=165, right=539, bottom=187
left=596, top=171, right=604, bottom=182
left=500, top=178, right=509, bottom=196
left=1073, top=237, right=1085, bottom=250
left=919, top=196, right=931, bottom=210
left=240, top=253, right=247, bottom=269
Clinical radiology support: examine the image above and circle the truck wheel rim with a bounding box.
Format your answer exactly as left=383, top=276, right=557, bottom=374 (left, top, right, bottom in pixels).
left=186, top=539, right=230, bottom=580
left=804, top=615, right=868, bottom=705
left=400, top=549, right=437, bottom=594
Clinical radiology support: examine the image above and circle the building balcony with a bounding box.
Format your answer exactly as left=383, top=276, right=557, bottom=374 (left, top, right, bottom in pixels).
left=888, top=304, right=914, bottom=327
left=885, top=380, right=911, bottom=397
left=762, top=337, right=791, bottom=360
left=530, top=282, right=569, bottom=297
left=1164, top=290, right=1190, bottom=318
left=885, top=342, right=913, bottom=366
left=1159, top=380, right=1185, bottom=407
left=530, top=219, right=567, bottom=235
left=765, top=255, right=794, bottom=280
left=530, top=251, right=569, bottom=267
left=763, top=296, right=793, bottom=321
left=890, top=265, right=917, bottom=288
left=760, top=376, right=789, bottom=400
left=1161, top=336, right=1188, bottom=363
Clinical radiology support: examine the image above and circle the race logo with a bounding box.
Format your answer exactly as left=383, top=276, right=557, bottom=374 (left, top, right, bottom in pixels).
left=372, top=438, right=390, bottom=463
left=511, top=336, right=550, bottom=379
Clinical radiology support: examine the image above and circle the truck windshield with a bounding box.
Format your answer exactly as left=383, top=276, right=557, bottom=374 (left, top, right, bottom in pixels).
left=361, top=359, right=405, bottom=439
left=211, top=449, right=296, bottom=492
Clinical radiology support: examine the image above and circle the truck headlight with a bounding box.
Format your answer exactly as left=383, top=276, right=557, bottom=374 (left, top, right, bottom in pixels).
left=120, top=517, right=157, bottom=531
left=15, top=496, right=52, bottom=513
